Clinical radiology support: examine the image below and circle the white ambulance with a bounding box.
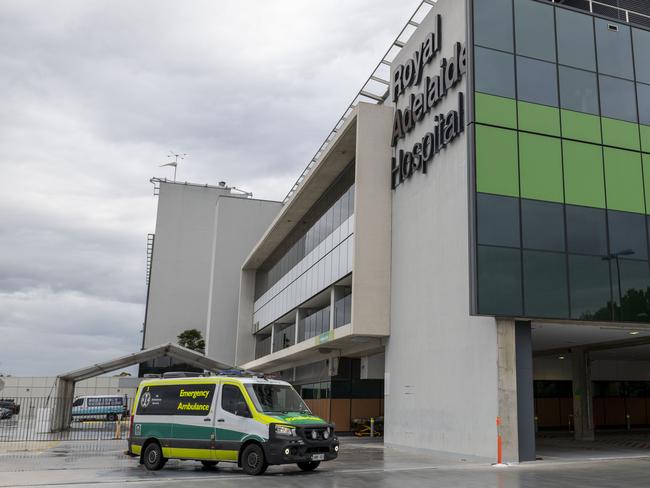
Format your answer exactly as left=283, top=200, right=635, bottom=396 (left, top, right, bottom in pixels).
left=127, top=374, right=339, bottom=475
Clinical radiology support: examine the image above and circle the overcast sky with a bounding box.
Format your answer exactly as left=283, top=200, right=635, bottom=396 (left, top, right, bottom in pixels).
left=0, top=0, right=421, bottom=376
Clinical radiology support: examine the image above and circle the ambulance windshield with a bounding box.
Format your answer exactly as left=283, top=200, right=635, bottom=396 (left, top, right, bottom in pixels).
left=245, top=383, right=311, bottom=415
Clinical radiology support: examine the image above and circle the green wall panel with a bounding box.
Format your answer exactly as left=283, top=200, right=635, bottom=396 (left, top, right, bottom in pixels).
left=641, top=125, right=650, bottom=154
left=563, top=140, right=606, bottom=208
left=601, top=118, right=641, bottom=151
left=519, top=132, right=564, bottom=202
left=604, top=147, right=645, bottom=213
left=475, top=92, right=517, bottom=129
left=518, top=102, right=560, bottom=136
left=475, top=125, right=519, bottom=197
left=561, top=110, right=602, bottom=144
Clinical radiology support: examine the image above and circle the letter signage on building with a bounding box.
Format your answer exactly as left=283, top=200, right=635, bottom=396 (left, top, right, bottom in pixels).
left=391, top=14, right=467, bottom=190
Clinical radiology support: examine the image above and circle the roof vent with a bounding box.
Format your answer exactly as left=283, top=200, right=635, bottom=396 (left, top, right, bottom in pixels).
left=608, top=23, right=619, bottom=31
left=218, top=181, right=227, bottom=187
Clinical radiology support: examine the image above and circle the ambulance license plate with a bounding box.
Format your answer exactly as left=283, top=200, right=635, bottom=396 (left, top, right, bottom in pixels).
left=311, top=453, right=325, bottom=461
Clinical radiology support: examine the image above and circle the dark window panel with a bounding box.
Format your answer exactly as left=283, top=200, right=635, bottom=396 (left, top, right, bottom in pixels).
left=608, top=210, right=648, bottom=261
left=559, top=66, right=599, bottom=115
left=523, top=250, right=570, bottom=318
left=633, top=28, right=650, bottom=85
left=556, top=7, right=596, bottom=71
left=522, top=199, right=566, bottom=252
left=637, top=83, right=650, bottom=126
left=569, top=254, right=613, bottom=321
left=517, top=56, right=558, bottom=107
left=595, top=18, right=634, bottom=80
left=477, top=246, right=523, bottom=316
left=477, top=193, right=521, bottom=248
left=475, top=47, right=516, bottom=99
left=599, top=75, right=638, bottom=123
left=515, top=0, right=556, bottom=62
left=566, top=205, right=608, bottom=256
left=474, top=0, right=513, bottom=52
left=612, top=259, right=650, bottom=322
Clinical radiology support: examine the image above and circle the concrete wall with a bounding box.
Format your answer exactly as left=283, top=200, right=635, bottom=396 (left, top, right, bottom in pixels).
left=144, top=182, right=231, bottom=348
left=351, top=103, right=393, bottom=337
left=0, top=376, right=141, bottom=399
left=385, top=0, right=500, bottom=460
left=235, top=270, right=257, bottom=365
left=144, top=181, right=280, bottom=366
left=361, top=352, right=385, bottom=380
left=205, top=196, right=281, bottom=365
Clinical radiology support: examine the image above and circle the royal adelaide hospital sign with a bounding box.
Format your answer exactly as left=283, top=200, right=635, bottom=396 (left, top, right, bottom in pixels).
left=391, top=15, right=467, bottom=189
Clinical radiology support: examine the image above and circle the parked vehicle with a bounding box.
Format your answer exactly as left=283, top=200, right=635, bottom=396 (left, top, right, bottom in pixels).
left=0, top=399, right=20, bottom=415
left=128, top=373, right=339, bottom=475
left=71, top=395, right=129, bottom=421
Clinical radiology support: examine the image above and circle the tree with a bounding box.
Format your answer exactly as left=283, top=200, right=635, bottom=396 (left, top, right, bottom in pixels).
left=177, top=329, right=205, bottom=354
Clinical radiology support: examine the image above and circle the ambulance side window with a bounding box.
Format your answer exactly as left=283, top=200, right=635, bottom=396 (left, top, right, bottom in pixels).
left=72, top=398, right=84, bottom=407
left=221, top=385, right=251, bottom=418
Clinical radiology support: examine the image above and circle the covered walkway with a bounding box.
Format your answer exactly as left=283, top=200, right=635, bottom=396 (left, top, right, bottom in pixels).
left=50, top=343, right=231, bottom=431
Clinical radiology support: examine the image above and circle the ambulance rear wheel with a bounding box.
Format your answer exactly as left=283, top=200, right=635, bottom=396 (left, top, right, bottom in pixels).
left=241, top=444, right=268, bottom=475
left=297, top=461, right=320, bottom=472
left=143, top=442, right=166, bottom=471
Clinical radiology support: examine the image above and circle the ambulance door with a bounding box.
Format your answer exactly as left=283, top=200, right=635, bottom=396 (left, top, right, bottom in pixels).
left=168, top=382, right=217, bottom=460
left=214, top=382, right=258, bottom=462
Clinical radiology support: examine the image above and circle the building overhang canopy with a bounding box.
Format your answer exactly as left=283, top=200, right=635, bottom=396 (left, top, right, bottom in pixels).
left=241, top=107, right=359, bottom=270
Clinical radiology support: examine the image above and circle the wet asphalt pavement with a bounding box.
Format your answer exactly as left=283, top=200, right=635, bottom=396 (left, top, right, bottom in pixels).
left=2, top=436, right=650, bottom=487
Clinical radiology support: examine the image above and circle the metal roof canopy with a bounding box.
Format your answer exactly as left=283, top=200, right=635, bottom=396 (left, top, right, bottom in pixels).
left=51, top=343, right=232, bottom=431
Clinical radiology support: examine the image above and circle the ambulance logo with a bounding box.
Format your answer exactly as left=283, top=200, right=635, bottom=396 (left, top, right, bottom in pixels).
left=140, top=391, right=152, bottom=409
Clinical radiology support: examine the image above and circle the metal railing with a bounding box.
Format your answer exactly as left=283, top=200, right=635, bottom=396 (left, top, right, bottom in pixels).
left=548, top=0, right=650, bottom=26
left=0, top=397, right=134, bottom=442
left=255, top=336, right=272, bottom=359
left=281, top=0, right=438, bottom=205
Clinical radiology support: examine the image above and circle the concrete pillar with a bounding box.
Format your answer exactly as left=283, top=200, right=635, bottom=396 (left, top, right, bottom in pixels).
left=295, top=309, right=303, bottom=344
left=329, top=288, right=336, bottom=331
left=572, top=348, right=595, bottom=441
left=497, top=319, right=519, bottom=462
left=50, top=378, right=75, bottom=432
left=496, top=319, right=536, bottom=462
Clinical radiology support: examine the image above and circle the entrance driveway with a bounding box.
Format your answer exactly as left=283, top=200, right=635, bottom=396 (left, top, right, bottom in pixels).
left=2, top=436, right=650, bottom=487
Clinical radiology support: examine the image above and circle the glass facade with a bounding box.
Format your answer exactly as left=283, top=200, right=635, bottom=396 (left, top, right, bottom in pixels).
left=255, top=165, right=355, bottom=300
left=272, top=322, right=295, bottom=352
left=298, top=305, right=331, bottom=342
left=333, top=290, right=352, bottom=329
left=473, top=0, right=650, bottom=323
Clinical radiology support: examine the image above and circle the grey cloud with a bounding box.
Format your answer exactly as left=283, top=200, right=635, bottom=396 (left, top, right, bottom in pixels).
left=0, top=0, right=421, bottom=376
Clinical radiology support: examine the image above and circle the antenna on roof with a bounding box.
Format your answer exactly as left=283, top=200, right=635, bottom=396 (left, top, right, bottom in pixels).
left=159, top=151, right=188, bottom=182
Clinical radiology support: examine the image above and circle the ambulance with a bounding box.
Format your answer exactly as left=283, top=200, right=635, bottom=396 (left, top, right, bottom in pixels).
left=127, top=373, right=339, bottom=475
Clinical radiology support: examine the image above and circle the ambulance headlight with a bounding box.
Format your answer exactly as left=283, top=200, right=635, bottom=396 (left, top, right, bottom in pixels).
left=275, top=425, right=296, bottom=437
left=323, top=427, right=331, bottom=440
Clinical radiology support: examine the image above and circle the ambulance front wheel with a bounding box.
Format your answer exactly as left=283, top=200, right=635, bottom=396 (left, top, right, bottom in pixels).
left=142, top=442, right=167, bottom=471
left=241, top=444, right=268, bottom=475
